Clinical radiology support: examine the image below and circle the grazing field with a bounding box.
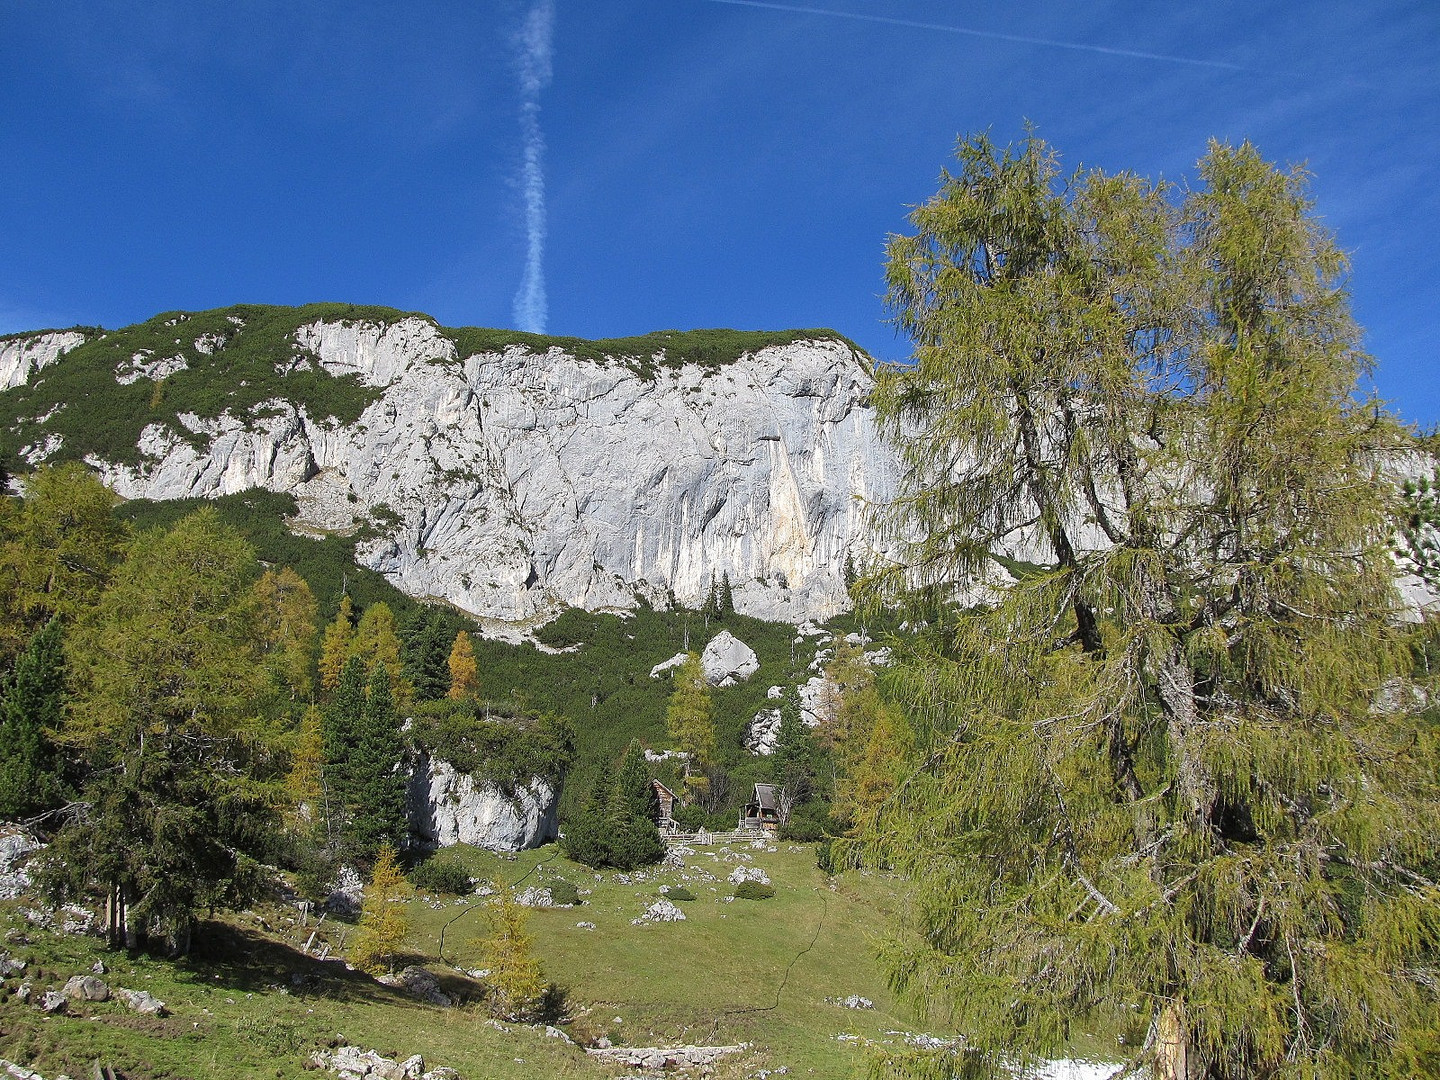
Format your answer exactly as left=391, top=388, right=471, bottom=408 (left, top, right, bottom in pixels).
left=0, top=843, right=951, bottom=1080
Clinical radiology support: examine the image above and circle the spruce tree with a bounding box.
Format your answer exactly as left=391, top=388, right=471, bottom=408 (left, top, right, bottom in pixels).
left=771, top=683, right=813, bottom=810
left=718, top=572, right=734, bottom=614
left=348, top=662, right=408, bottom=856
left=0, top=617, right=67, bottom=821
left=865, top=132, right=1440, bottom=1079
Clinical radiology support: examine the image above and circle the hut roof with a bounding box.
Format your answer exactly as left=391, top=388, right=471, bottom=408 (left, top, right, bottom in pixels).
left=753, top=783, right=778, bottom=812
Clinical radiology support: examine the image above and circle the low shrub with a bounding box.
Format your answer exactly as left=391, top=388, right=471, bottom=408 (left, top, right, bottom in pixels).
left=409, top=857, right=473, bottom=896
left=548, top=879, right=581, bottom=906
left=733, top=881, right=775, bottom=901
left=664, top=886, right=695, bottom=902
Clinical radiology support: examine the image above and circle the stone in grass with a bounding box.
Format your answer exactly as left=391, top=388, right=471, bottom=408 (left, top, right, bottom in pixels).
left=377, top=966, right=452, bottom=1007
left=115, top=987, right=167, bottom=1016
left=61, top=975, right=108, bottom=1002
left=836, top=995, right=874, bottom=1009
left=40, top=990, right=66, bottom=1013
left=727, top=866, right=770, bottom=887
left=631, top=899, right=686, bottom=924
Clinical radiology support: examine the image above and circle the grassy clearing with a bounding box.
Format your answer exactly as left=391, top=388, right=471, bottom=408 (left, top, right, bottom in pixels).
left=1, top=843, right=934, bottom=1080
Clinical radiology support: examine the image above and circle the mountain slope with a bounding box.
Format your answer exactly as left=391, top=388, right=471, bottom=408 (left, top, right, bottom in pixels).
left=0, top=305, right=892, bottom=624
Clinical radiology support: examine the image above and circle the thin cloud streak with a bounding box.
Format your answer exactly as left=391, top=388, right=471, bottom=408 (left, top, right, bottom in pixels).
left=699, top=0, right=1245, bottom=72
left=513, top=0, right=555, bottom=335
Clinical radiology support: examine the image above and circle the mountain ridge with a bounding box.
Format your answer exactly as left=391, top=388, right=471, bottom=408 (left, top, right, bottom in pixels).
left=0, top=305, right=889, bottom=626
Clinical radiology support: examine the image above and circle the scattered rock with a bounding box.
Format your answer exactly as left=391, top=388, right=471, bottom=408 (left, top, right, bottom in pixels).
left=14, top=983, right=32, bottom=1004
left=40, top=990, right=67, bottom=1013
left=701, top=631, right=759, bottom=687
left=115, top=987, right=167, bottom=1016
left=727, top=866, right=770, bottom=887
left=1, top=1057, right=66, bottom=1080
left=0, top=954, right=26, bottom=977
left=61, top=974, right=109, bottom=1002
left=513, top=886, right=553, bottom=908
left=376, top=966, right=452, bottom=1007
left=649, top=652, right=689, bottom=679
left=543, top=1025, right=573, bottom=1044
left=576, top=922, right=595, bottom=930
left=835, top=995, right=874, bottom=1009
left=308, top=1047, right=442, bottom=1080
left=586, top=1043, right=747, bottom=1069
left=90, top=960, right=105, bottom=975
left=631, top=899, right=686, bottom=925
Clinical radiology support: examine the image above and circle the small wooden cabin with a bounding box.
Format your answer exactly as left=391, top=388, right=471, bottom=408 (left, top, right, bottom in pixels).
left=739, top=783, right=781, bottom=835
left=652, top=779, right=679, bottom=832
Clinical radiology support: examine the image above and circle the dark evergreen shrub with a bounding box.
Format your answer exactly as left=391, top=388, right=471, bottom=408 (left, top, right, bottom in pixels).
left=733, top=881, right=775, bottom=900
left=410, top=858, right=472, bottom=895
left=548, top=879, right=581, bottom=906
left=664, top=886, right=695, bottom=901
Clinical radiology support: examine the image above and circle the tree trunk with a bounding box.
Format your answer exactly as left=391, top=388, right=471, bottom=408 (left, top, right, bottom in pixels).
left=1153, top=1000, right=1190, bottom=1080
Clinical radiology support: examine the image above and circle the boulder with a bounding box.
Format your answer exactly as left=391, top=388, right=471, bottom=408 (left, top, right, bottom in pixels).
left=61, top=974, right=108, bottom=1002
left=632, top=899, right=686, bottom=925
left=377, top=966, right=452, bottom=1007
left=327, top=866, right=364, bottom=916
left=40, top=990, right=66, bottom=1013
left=701, top=631, right=759, bottom=687
left=407, top=756, right=559, bottom=852
left=115, top=987, right=167, bottom=1015
left=727, top=866, right=770, bottom=887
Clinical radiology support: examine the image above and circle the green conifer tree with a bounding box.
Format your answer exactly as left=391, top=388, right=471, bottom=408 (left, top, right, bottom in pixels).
left=0, top=617, right=67, bottom=820
left=865, top=131, right=1440, bottom=1079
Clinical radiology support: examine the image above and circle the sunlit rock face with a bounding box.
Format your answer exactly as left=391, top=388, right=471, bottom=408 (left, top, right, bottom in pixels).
left=69, top=316, right=894, bottom=624
left=0, top=331, right=85, bottom=391
left=407, top=754, right=559, bottom=853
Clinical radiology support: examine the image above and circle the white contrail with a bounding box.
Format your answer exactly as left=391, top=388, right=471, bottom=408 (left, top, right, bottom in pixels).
left=699, top=0, right=1245, bottom=71
left=513, top=0, right=555, bottom=335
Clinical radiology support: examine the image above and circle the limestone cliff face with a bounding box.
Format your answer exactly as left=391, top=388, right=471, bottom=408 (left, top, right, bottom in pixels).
left=50, top=315, right=891, bottom=623
left=406, top=754, right=558, bottom=852
left=0, top=331, right=86, bottom=392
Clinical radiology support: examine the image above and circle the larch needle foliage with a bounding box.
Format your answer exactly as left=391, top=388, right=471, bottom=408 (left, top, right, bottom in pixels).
left=349, top=845, right=411, bottom=975
left=863, top=131, right=1440, bottom=1079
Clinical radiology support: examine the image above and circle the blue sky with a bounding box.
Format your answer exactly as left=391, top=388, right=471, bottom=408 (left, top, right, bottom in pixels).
left=3, top=1, right=1437, bottom=424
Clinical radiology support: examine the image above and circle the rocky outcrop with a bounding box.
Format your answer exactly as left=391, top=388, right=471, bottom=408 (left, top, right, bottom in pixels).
left=0, top=331, right=85, bottom=391
left=407, top=754, right=558, bottom=852
left=7, top=315, right=890, bottom=624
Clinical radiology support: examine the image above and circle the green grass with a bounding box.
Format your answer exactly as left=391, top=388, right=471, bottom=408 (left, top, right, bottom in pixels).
left=0, top=842, right=938, bottom=1080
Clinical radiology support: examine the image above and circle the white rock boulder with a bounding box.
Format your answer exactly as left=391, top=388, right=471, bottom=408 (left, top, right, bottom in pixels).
left=701, top=631, right=759, bottom=687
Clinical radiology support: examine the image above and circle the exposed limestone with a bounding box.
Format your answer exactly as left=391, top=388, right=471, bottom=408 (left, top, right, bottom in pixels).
left=700, top=631, right=759, bottom=687
left=114, top=987, right=167, bottom=1015
left=631, top=899, right=686, bottom=925
left=0, top=331, right=85, bottom=391
left=585, top=1043, right=747, bottom=1070
left=0, top=829, right=42, bottom=900
left=407, top=756, right=558, bottom=852
left=308, top=1046, right=458, bottom=1080
left=25, top=318, right=889, bottom=625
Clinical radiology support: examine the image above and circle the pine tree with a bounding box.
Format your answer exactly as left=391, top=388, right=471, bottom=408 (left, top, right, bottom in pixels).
left=447, top=630, right=479, bottom=700
left=865, top=132, right=1440, bottom=1079
left=0, top=617, right=67, bottom=820
left=718, top=572, right=734, bottom=614
left=347, top=662, right=408, bottom=856
left=350, top=844, right=410, bottom=974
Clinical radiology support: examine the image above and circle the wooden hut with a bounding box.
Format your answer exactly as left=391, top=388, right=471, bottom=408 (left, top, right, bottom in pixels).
left=738, top=783, right=781, bottom=835
left=652, top=779, right=679, bottom=832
